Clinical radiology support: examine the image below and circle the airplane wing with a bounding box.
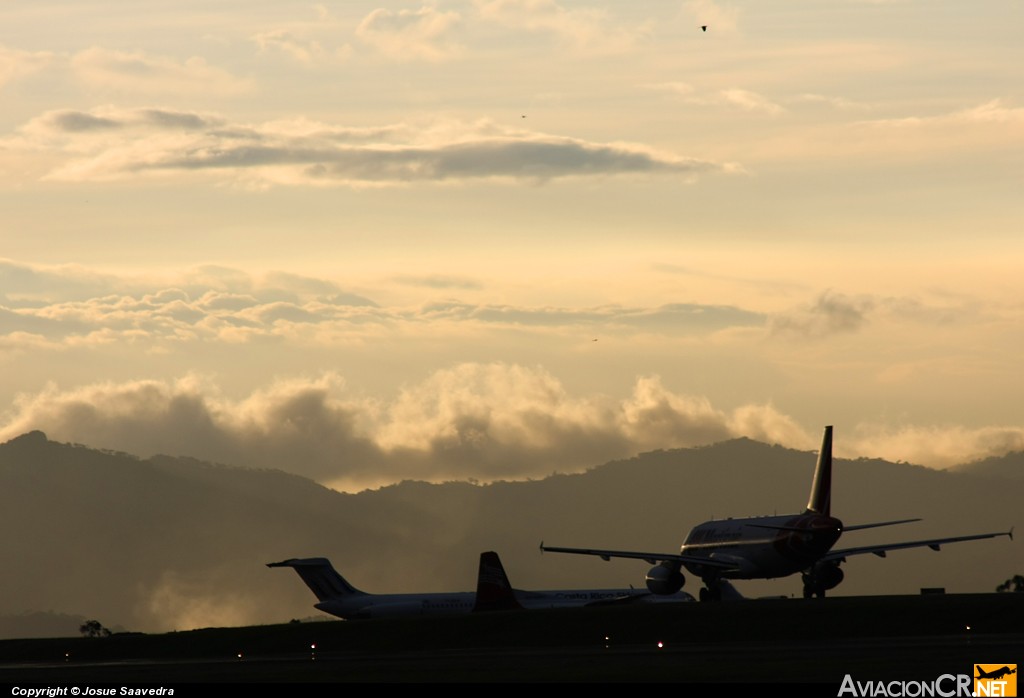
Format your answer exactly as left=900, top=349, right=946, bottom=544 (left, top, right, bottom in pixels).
left=841, top=518, right=921, bottom=532
left=539, top=543, right=738, bottom=570
left=822, top=529, right=1013, bottom=561
left=749, top=518, right=920, bottom=534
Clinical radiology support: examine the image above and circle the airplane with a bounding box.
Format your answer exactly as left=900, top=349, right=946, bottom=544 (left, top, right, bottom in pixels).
left=540, top=425, right=1013, bottom=602
left=268, top=552, right=695, bottom=620
left=976, top=666, right=1017, bottom=680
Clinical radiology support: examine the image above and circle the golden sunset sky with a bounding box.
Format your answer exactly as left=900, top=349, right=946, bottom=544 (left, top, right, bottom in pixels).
left=1, top=1, right=1022, bottom=491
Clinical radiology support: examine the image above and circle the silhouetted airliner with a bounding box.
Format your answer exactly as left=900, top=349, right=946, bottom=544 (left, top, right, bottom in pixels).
left=269, top=552, right=694, bottom=620
left=976, top=666, right=1017, bottom=680
left=541, top=426, right=1013, bottom=601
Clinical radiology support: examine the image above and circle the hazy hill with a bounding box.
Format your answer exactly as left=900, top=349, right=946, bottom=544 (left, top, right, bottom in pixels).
left=0, top=431, right=1018, bottom=638
left=953, top=450, right=1024, bottom=479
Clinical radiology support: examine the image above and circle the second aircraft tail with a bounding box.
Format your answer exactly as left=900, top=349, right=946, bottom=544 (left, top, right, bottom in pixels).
left=267, top=557, right=363, bottom=602
left=473, top=551, right=523, bottom=612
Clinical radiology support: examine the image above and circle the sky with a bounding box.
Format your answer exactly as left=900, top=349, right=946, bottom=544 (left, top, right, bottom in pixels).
left=1, top=0, right=1023, bottom=493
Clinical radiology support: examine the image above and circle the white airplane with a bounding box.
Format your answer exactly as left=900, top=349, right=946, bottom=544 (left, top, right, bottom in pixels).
left=541, top=425, right=1013, bottom=602
left=268, top=550, right=696, bottom=620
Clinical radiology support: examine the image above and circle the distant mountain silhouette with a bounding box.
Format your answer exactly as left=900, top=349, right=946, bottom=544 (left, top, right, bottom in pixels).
left=952, top=450, right=1024, bottom=479
left=0, top=430, right=1017, bottom=638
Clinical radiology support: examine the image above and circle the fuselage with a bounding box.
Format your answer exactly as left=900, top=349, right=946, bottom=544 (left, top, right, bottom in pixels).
left=316, top=587, right=691, bottom=618
left=680, top=512, right=843, bottom=580
left=316, top=591, right=477, bottom=619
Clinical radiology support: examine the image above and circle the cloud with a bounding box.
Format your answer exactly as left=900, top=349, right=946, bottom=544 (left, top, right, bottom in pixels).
left=356, top=6, right=463, bottom=61
left=718, top=89, right=786, bottom=115
left=849, top=423, right=1024, bottom=470
left=769, top=291, right=873, bottom=338
left=0, top=260, right=385, bottom=348
left=0, top=268, right=763, bottom=352
left=5, top=108, right=732, bottom=186
left=69, top=47, right=254, bottom=96
left=0, top=257, right=378, bottom=307
left=765, top=98, right=1024, bottom=163
left=3, top=260, right=1019, bottom=485
left=247, top=4, right=353, bottom=65
left=423, top=301, right=763, bottom=333
left=646, top=83, right=784, bottom=115
left=795, top=93, right=873, bottom=111
left=4, top=365, right=1015, bottom=493
left=7, top=259, right=1001, bottom=361
left=252, top=0, right=650, bottom=65
left=0, top=368, right=809, bottom=492
left=393, top=275, right=485, bottom=291
left=0, top=46, right=55, bottom=89
left=475, top=0, right=651, bottom=52
left=252, top=30, right=330, bottom=65
left=868, top=99, right=1024, bottom=129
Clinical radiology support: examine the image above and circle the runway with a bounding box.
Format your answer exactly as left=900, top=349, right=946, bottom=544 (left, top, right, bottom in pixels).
left=0, top=593, right=1021, bottom=686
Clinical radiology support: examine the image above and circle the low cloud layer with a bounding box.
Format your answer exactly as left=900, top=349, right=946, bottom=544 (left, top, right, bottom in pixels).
left=0, top=368, right=810, bottom=492
left=2, top=366, right=1022, bottom=494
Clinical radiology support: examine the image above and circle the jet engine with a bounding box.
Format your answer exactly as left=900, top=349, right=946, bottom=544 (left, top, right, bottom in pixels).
left=801, top=560, right=844, bottom=598
left=645, top=561, right=685, bottom=595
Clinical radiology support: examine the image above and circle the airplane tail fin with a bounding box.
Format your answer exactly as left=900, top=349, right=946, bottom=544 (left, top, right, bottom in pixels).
left=804, top=425, right=833, bottom=516
left=473, top=551, right=523, bottom=612
left=267, top=557, right=363, bottom=602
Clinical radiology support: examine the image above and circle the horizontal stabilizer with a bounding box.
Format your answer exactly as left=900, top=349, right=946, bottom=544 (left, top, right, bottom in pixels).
left=747, top=523, right=836, bottom=533
left=267, top=557, right=362, bottom=601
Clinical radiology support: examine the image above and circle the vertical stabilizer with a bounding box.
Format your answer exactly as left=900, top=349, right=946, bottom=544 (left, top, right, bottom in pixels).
left=267, top=558, right=362, bottom=601
left=473, top=551, right=523, bottom=612
left=804, top=426, right=833, bottom=516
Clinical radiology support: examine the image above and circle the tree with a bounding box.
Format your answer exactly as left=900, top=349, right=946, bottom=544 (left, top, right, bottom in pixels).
left=995, top=574, right=1024, bottom=593
left=79, top=619, right=112, bottom=638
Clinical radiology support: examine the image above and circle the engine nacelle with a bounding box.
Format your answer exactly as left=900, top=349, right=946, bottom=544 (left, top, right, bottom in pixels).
left=804, top=560, right=844, bottom=592
left=645, top=562, right=685, bottom=595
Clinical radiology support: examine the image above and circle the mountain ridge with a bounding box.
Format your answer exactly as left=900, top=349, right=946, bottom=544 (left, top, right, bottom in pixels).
left=0, top=430, right=1016, bottom=638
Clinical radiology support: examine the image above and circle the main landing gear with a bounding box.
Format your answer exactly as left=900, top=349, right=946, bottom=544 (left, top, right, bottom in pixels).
left=699, top=582, right=723, bottom=602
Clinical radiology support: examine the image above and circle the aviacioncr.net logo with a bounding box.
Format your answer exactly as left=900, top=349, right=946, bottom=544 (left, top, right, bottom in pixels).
left=974, top=664, right=1017, bottom=697
left=838, top=674, right=973, bottom=697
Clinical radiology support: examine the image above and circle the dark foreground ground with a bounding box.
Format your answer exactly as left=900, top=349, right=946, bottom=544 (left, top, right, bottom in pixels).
left=0, top=593, right=1021, bottom=688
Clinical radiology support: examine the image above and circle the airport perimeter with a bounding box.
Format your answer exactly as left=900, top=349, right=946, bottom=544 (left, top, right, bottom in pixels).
left=0, top=593, right=1020, bottom=686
